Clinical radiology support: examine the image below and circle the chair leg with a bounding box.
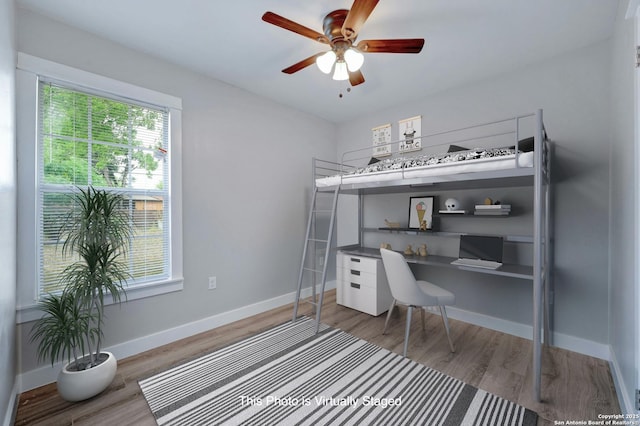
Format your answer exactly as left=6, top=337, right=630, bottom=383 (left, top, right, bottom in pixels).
left=383, top=299, right=396, bottom=335
left=403, top=306, right=413, bottom=357
left=439, top=306, right=455, bottom=353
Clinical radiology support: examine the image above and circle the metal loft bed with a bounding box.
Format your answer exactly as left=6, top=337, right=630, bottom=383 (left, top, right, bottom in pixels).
left=293, top=109, right=551, bottom=402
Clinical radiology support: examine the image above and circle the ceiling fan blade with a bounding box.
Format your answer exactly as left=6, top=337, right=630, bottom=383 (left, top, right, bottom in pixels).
left=349, top=69, right=365, bottom=86
left=262, top=12, right=329, bottom=44
left=356, top=38, right=425, bottom=54
left=282, top=53, right=324, bottom=74
left=342, top=0, right=380, bottom=40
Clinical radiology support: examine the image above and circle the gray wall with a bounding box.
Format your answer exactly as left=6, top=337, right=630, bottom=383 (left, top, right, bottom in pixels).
left=11, top=4, right=638, bottom=414
left=0, top=0, right=16, bottom=422
left=609, top=3, right=637, bottom=414
left=335, top=41, right=612, bottom=345
left=15, top=8, right=337, bottom=375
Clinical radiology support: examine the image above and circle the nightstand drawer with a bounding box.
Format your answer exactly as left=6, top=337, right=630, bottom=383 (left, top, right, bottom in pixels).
left=342, top=255, right=378, bottom=274
left=342, top=268, right=377, bottom=288
left=340, top=281, right=379, bottom=316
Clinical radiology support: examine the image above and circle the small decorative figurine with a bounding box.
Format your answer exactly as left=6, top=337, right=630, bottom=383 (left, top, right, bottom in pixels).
left=445, top=198, right=461, bottom=211
left=380, top=242, right=392, bottom=250
left=419, top=220, right=428, bottom=231
left=418, top=244, right=428, bottom=257
left=484, top=197, right=493, bottom=205
left=404, top=244, right=415, bottom=256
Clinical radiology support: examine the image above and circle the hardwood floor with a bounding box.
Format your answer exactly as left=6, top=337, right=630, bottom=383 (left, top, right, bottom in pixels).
left=14, top=290, right=620, bottom=425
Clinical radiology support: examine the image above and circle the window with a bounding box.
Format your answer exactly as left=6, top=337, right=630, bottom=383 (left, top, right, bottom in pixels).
left=17, top=53, right=183, bottom=322
left=39, top=81, right=170, bottom=296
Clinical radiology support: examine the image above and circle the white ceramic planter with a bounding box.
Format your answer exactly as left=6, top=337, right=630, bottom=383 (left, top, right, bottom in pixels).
left=56, top=351, right=117, bottom=402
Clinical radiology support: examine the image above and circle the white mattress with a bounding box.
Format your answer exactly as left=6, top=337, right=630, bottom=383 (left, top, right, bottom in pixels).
left=316, top=151, right=534, bottom=188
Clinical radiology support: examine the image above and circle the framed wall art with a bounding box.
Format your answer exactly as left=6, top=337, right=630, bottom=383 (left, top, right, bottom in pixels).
left=372, top=123, right=392, bottom=157
left=399, top=115, right=422, bottom=153
left=408, top=196, right=434, bottom=229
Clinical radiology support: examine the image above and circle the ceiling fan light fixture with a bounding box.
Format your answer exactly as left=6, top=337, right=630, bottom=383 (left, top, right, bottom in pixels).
left=316, top=50, right=336, bottom=74
left=344, top=48, right=364, bottom=72
left=332, top=60, right=349, bottom=81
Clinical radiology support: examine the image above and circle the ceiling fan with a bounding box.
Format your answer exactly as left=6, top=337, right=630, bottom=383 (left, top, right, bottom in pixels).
left=262, top=0, right=425, bottom=87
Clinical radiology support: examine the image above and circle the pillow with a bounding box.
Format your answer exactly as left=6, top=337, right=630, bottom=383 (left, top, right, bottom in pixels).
left=509, top=137, right=535, bottom=152
left=447, top=144, right=467, bottom=153
left=367, top=157, right=381, bottom=165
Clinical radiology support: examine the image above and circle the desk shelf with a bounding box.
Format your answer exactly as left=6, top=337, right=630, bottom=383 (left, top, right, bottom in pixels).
left=435, top=213, right=512, bottom=217
left=339, top=246, right=534, bottom=280
left=369, top=228, right=534, bottom=243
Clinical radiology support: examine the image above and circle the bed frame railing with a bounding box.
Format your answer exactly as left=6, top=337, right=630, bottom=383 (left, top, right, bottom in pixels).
left=335, top=112, right=539, bottom=177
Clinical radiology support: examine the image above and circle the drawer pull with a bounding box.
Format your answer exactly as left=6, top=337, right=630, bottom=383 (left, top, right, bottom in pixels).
left=350, top=269, right=360, bottom=276
left=350, top=257, right=361, bottom=262
left=350, top=283, right=361, bottom=289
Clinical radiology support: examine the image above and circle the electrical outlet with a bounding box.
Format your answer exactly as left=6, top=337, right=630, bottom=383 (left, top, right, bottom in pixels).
left=208, top=276, right=217, bottom=290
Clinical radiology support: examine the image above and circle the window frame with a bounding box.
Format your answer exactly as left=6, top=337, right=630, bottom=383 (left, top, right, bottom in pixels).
left=16, top=53, right=184, bottom=323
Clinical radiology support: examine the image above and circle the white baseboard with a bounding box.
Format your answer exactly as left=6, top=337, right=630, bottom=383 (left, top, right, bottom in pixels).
left=426, top=305, right=611, bottom=360
left=17, top=281, right=336, bottom=393
left=19, top=280, right=611, bottom=394
left=551, top=330, right=611, bottom=361
left=608, top=347, right=637, bottom=414
left=3, top=381, right=18, bottom=426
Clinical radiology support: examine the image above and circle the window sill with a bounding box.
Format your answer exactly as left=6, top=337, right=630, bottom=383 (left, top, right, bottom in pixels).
left=16, top=277, right=184, bottom=324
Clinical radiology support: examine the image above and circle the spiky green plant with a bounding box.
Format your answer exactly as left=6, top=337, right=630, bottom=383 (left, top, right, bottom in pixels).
left=30, top=186, right=132, bottom=370
left=29, top=291, right=99, bottom=368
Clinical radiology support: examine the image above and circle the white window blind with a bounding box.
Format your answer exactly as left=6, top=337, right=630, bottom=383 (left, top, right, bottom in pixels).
left=38, top=80, right=171, bottom=298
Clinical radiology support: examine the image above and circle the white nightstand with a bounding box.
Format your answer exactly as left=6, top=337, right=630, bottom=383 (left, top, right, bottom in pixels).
left=336, top=252, right=393, bottom=316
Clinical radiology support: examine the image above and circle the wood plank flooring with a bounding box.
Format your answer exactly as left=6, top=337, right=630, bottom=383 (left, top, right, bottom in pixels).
left=14, top=290, right=620, bottom=425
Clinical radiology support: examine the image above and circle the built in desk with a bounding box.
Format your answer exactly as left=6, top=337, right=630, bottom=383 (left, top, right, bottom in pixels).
left=338, top=246, right=534, bottom=280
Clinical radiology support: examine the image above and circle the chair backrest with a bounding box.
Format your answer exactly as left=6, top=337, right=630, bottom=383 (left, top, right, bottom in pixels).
left=380, top=248, right=435, bottom=305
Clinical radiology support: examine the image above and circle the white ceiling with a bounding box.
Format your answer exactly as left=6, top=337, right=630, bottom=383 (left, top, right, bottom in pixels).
left=17, top=0, right=620, bottom=123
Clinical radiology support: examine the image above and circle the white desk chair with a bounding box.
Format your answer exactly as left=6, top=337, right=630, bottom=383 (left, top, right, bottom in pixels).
left=380, top=248, right=456, bottom=357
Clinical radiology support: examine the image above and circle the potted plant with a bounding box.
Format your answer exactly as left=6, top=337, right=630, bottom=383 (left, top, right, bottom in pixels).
left=30, top=186, right=132, bottom=402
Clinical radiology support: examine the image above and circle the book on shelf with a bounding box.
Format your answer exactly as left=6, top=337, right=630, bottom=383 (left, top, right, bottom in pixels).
left=474, top=210, right=510, bottom=216
left=474, top=204, right=511, bottom=210
left=474, top=204, right=511, bottom=215
left=438, top=209, right=467, bottom=214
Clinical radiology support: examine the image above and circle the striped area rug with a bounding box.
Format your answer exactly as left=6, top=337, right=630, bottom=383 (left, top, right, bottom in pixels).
left=139, top=317, right=537, bottom=425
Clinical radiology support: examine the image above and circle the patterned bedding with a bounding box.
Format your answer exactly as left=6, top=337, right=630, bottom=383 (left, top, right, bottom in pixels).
left=316, top=146, right=535, bottom=188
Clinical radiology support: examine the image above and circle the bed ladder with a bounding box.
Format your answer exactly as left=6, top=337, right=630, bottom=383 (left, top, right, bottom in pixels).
left=292, top=185, right=340, bottom=333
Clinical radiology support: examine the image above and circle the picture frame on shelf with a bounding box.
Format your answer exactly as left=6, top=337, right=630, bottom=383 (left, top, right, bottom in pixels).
left=408, top=196, right=434, bottom=229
